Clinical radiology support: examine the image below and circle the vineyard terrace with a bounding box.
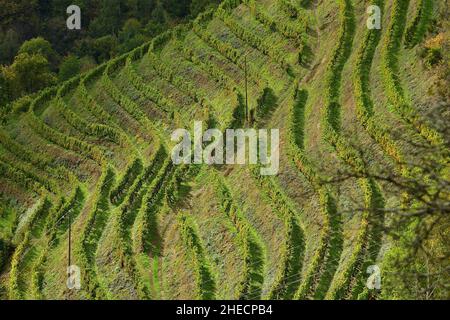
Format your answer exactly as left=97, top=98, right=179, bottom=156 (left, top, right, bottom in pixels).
left=171, top=121, right=279, bottom=176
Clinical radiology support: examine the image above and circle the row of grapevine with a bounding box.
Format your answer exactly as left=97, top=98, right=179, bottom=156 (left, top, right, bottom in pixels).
left=244, top=0, right=306, bottom=46
left=0, top=130, right=49, bottom=168
left=8, top=232, right=30, bottom=299
left=13, top=197, right=52, bottom=244
left=352, top=0, right=405, bottom=168
left=29, top=198, right=65, bottom=299
left=381, top=0, right=443, bottom=145
left=0, top=160, right=44, bottom=194
left=31, top=188, right=85, bottom=299
left=8, top=198, right=53, bottom=299
left=322, top=0, right=355, bottom=134
left=110, top=158, right=143, bottom=206
left=192, top=9, right=268, bottom=88
left=286, top=89, right=342, bottom=300
left=0, top=150, right=57, bottom=193
left=215, top=0, right=291, bottom=69
left=133, top=147, right=171, bottom=255
left=404, top=0, right=433, bottom=48
left=27, top=109, right=105, bottom=165
left=45, top=187, right=85, bottom=243
left=100, top=72, right=157, bottom=136
left=76, top=81, right=115, bottom=124
left=215, top=177, right=266, bottom=299
left=277, top=0, right=302, bottom=19
left=26, top=87, right=105, bottom=167
left=321, top=0, right=385, bottom=299
left=76, top=167, right=116, bottom=299
left=133, top=156, right=182, bottom=299
left=123, top=59, right=176, bottom=114
left=178, top=213, right=217, bottom=300
left=114, top=148, right=170, bottom=299
left=55, top=98, right=128, bottom=147
left=0, top=129, right=75, bottom=183
left=249, top=166, right=304, bottom=299
left=182, top=45, right=239, bottom=93
left=146, top=51, right=206, bottom=106
left=284, top=90, right=314, bottom=264
left=325, top=178, right=384, bottom=299
left=295, top=187, right=341, bottom=300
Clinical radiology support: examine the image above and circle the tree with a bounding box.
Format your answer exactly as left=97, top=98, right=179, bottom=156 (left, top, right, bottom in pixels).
left=326, top=107, right=450, bottom=299
left=190, top=0, right=218, bottom=17
left=118, top=18, right=146, bottom=53
left=18, top=37, right=54, bottom=59
left=0, top=0, right=39, bottom=33
left=164, top=0, right=191, bottom=18
left=58, top=55, right=81, bottom=81
left=10, top=53, right=57, bottom=94
left=0, top=29, right=21, bottom=64
left=89, top=0, right=122, bottom=37
left=137, top=0, right=156, bottom=22
left=151, top=2, right=167, bottom=25
left=92, top=35, right=118, bottom=63
left=119, top=18, right=142, bottom=42
left=0, top=71, right=11, bottom=108
left=18, top=37, right=58, bottom=69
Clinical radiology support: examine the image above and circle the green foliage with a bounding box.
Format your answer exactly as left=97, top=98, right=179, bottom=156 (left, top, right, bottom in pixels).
left=101, top=69, right=156, bottom=135
left=118, top=19, right=148, bottom=54
left=178, top=213, right=216, bottom=299
left=250, top=167, right=304, bottom=299
left=92, top=36, right=119, bottom=63
left=278, top=0, right=301, bottom=19
left=18, top=37, right=57, bottom=65
left=191, top=0, right=221, bottom=17
left=124, top=57, right=176, bottom=114
left=245, top=0, right=306, bottom=47
left=404, top=0, right=433, bottom=48
left=164, top=0, right=192, bottom=18
left=114, top=151, right=171, bottom=299
left=381, top=0, right=443, bottom=145
left=6, top=53, right=57, bottom=96
left=58, top=56, right=81, bottom=81
left=55, top=98, right=127, bottom=147
left=353, top=0, right=406, bottom=167
left=0, top=160, right=44, bottom=193
left=0, top=237, right=12, bottom=272
left=216, top=1, right=291, bottom=69
left=77, top=167, right=116, bottom=299
left=89, top=0, right=122, bottom=37
left=422, top=47, right=443, bottom=68
left=27, top=98, right=105, bottom=165
left=256, top=87, right=277, bottom=121
left=8, top=232, right=30, bottom=300
left=0, top=29, right=20, bottom=64
left=110, top=158, right=144, bottom=206
left=215, top=177, right=266, bottom=299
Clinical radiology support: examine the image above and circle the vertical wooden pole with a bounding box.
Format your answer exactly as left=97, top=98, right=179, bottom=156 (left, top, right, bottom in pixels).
left=244, top=55, right=249, bottom=125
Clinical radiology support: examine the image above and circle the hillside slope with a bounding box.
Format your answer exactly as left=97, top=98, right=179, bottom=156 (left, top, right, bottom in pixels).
left=0, top=0, right=448, bottom=300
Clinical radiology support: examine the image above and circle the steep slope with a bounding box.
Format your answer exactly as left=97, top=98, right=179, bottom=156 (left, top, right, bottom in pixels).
left=0, top=0, right=447, bottom=300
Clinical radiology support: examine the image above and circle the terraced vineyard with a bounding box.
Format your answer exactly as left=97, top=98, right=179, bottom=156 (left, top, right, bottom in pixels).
left=0, top=0, right=448, bottom=300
